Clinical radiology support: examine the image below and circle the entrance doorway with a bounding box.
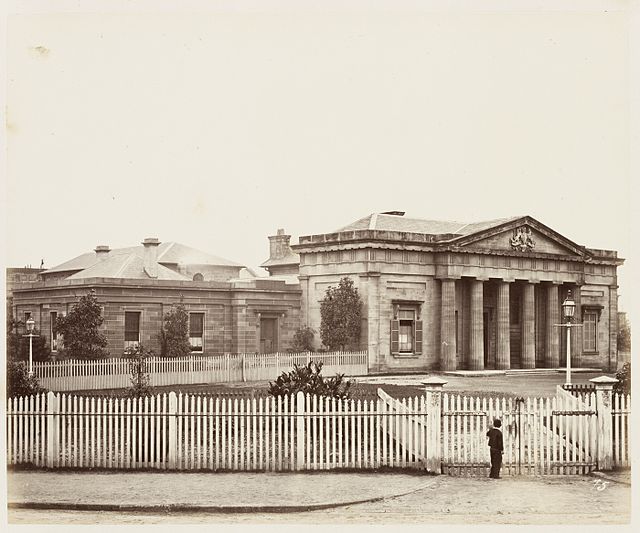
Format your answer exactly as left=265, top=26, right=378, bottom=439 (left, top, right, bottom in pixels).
left=259, top=317, right=278, bottom=353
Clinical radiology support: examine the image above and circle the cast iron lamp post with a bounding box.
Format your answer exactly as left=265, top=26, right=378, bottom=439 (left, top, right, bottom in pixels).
left=25, top=317, right=36, bottom=376
left=554, top=290, right=582, bottom=386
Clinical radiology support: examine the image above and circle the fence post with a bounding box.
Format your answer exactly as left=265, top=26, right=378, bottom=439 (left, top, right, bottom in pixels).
left=589, top=375, right=618, bottom=471
left=46, top=391, right=59, bottom=468
left=296, top=391, right=305, bottom=470
left=168, top=391, right=177, bottom=469
left=423, top=377, right=447, bottom=474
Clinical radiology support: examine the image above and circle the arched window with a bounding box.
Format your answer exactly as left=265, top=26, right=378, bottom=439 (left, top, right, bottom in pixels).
left=193, top=273, right=204, bottom=281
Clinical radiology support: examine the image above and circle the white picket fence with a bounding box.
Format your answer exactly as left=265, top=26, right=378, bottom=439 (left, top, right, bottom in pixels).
left=6, top=390, right=428, bottom=471
left=612, top=393, right=631, bottom=468
left=32, top=351, right=369, bottom=392
left=6, top=385, right=629, bottom=474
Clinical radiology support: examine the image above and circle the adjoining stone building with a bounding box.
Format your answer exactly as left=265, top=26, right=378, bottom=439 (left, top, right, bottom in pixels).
left=291, top=212, right=624, bottom=372
left=10, top=239, right=301, bottom=357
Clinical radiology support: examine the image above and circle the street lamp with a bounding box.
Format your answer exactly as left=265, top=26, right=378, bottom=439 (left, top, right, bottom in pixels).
left=562, top=291, right=575, bottom=385
left=25, top=317, right=36, bottom=376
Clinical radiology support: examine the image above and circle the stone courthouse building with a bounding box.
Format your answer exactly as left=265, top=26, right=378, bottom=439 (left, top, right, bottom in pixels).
left=10, top=239, right=301, bottom=357
left=8, top=213, right=624, bottom=372
left=291, top=212, right=624, bottom=372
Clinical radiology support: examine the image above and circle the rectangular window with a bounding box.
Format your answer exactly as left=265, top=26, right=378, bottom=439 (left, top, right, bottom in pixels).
left=124, top=311, right=141, bottom=350
left=189, top=313, right=205, bottom=352
left=391, top=306, right=423, bottom=356
left=50, top=311, right=58, bottom=352
left=583, top=311, right=598, bottom=353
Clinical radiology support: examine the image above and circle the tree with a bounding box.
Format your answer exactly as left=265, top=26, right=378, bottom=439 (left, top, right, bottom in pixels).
left=55, top=289, right=108, bottom=359
left=125, top=345, right=155, bottom=398
left=320, top=277, right=363, bottom=351
left=162, top=303, right=192, bottom=357
left=6, top=318, right=50, bottom=362
left=289, top=326, right=316, bottom=353
left=268, top=361, right=353, bottom=399
left=617, top=313, right=631, bottom=353
left=613, top=362, right=631, bottom=396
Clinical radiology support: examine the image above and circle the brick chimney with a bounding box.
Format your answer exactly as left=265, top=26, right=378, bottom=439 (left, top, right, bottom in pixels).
left=94, top=245, right=111, bottom=261
left=142, top=238, right=161, bottom=278
left=268, top=229, right=292, bottom=260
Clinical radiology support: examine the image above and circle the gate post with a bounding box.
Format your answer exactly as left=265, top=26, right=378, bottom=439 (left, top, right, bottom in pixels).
left=168, top=391, right=177, bottom=469
left=296, top=391, right=305, bottom=470
left=423, top=377, right=447, bottom=474
left=589, top=376, right=618, bottom=471
left=46, top=391, right=59, bottom=468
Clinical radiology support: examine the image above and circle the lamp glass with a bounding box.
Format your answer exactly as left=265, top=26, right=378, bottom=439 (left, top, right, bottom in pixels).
left=26, top=317, right=35, bottom=333
left=562, top=296, right=575, bottom=319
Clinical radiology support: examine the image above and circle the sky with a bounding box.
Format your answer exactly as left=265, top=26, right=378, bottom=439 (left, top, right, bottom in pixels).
left=3, top=0, right=636, bottom=313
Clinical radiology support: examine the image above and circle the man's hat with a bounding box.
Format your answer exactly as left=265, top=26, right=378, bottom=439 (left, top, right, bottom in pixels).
left=493, top=419, right=502, bottom=428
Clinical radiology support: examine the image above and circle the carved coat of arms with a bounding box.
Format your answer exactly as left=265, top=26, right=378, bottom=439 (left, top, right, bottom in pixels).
left=510, top=226, right=535, bottom=252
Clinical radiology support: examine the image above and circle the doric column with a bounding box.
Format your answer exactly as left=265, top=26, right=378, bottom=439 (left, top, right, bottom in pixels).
left=440, top=279, right=457, bottom=371
left=545, top=283, right=560, bottom=367
left=469, top=279, right=484, bottom=370
left=496, top=281, right=511, bottom=369
left=521, top=283, right=536, bottom=369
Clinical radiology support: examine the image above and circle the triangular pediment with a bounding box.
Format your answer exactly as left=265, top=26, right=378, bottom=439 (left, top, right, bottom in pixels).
left=452, top=217, right=588, bottom=258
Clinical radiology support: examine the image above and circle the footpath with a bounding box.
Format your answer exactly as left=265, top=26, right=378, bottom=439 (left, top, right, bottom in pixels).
left=7, top=469, right=435, bottom=513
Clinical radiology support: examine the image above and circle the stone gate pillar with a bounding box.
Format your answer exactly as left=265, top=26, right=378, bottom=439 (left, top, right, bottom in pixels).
left=590, top=375, right=618, bottom=471
left=424, top=376, right=447, bottom=474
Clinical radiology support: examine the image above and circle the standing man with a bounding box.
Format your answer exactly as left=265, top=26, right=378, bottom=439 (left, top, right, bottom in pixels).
left=486, top=418, right=503, bottom=479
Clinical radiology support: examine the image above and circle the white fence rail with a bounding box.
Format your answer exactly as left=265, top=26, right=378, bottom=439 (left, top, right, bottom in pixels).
left=32, top=351, right=369, bottom=392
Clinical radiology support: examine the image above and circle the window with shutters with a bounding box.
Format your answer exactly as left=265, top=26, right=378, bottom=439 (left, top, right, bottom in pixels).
left=390, top=305, right=423, bottom=356
left=124, top=311, right=141, bottom=350
left=583, top=309, right=599, bottom=353
left=189, top=312, right=205, bottom=352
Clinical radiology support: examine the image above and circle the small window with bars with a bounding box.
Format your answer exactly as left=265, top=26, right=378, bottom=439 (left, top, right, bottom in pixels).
left=124, top=311, right=141, bottom=350
left=189, top=313, right=205, bottom=352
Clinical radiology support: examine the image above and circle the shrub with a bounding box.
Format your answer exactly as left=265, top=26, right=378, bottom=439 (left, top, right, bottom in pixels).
left=125, top=345, right=155, bottom=398
left=613, top=362, right=630, bottom=396
left=289, top=327, right=316, bottom=353
left=268, top=361, right=353, bottom=399
left=7, top=361, right=47, bottom=398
